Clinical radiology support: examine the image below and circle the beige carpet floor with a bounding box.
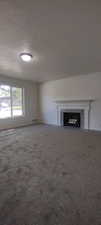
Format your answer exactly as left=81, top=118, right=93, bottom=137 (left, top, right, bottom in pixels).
left=0, top=125, right=101, bottom=225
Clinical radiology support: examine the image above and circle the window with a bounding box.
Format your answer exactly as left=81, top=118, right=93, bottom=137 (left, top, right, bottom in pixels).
left=0, top=85, right=24, bottom=119
left=12, top=87, right=23, bottom=117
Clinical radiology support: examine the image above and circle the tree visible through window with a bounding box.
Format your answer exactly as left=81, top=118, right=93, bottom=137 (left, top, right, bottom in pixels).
left=0, top=85, right=23, bottom=118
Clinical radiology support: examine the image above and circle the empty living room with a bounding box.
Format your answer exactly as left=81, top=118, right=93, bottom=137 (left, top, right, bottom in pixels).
left=0, top=1, right=101, bottom=225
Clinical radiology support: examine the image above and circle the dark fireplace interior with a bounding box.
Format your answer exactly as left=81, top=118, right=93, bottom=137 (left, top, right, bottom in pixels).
left=63, top=112, right=81, bottom=128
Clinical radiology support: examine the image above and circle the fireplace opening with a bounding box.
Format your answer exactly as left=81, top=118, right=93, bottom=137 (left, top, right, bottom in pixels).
left=63, top=112, right=81, bottom=128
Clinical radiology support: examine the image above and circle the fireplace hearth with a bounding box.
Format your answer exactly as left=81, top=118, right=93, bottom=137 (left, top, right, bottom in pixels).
left=63, top=112, right=81, bottom=128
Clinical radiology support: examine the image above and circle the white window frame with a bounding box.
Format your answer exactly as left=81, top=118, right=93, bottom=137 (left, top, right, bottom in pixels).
left=0, top=84, right=25, bottom=119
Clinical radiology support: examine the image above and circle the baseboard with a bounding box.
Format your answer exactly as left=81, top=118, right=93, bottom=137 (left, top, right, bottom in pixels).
left=39, top=121, right=101, bottom=133
left=0, top=121, right=39, bottom=131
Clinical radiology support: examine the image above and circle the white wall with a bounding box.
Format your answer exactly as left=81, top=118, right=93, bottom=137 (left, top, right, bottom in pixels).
left=0, top=75, right=38, bottom=130
left=39, top=73, right=101, bottom=131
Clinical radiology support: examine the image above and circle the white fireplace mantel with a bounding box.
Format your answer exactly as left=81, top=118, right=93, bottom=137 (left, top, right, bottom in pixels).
left=54, top=99, right=93, bottom=129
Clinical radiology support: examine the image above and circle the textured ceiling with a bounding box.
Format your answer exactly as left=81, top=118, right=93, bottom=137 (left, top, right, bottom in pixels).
left=0, top=0, right=101, bottom=82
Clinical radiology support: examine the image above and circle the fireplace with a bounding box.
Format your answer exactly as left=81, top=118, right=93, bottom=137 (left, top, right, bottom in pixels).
left=63, top=112, right=81, bottom=128
left=61, top=109, right=84, bottom=129
left=55, top=100, right=91, bottom=129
